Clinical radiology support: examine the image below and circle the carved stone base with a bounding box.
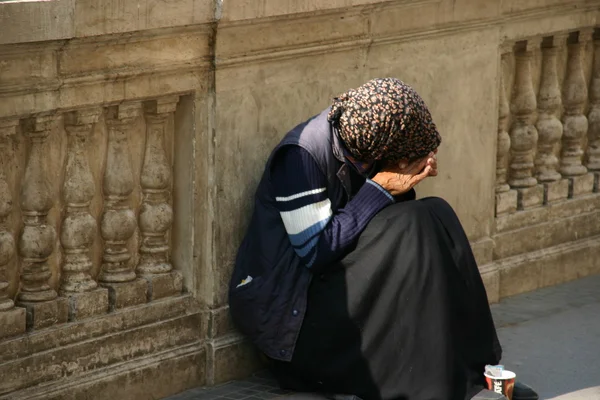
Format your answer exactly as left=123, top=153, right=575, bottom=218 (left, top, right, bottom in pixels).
left=101, top=279, right=148, bottom=311
left=495, top=190, right=517, bottom=216
left=208, top=306, right=234, bottom=339
left=479, top=265, right=499, bottom=304
left=0, top=307, right=26, bottom=339
left=65, top=288, right=109, bottom=321
left=517, top=185, right=544, bottom=210
left=569, top=173, right=595, bottom=197
left=497, top=235, right=600, bottom=299
left=1, top=295, right=205, bottom=400
left=18, top=297, right=69, bottom=330
left=142, top=271, right=183, bottom=301
left=207, top=334, right=263, bottom=385
left=544, top=179, right=569, bottom=204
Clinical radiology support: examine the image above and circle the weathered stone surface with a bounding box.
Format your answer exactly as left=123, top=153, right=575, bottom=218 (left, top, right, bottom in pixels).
left=143, top=271, right=183, bottom=301
left=60, top=110, right=102, bottom=296
left=471, top=238, right=495, bottom=266
left=208, top=306, right=235, bottom=339
left=207, top=335, right=263, bottom=385
left=480, top=265, right=500, bottom=304
left=19, top=297, right=69, bottom=331
left=493, top=208, right=600, bottom=260
left=1, top=0, right=600, bottom=398
left=0, top=312, right=203, bottom=395
left=65, top=288, right=109, bottom=321
left=18, top=115, right=59, bottom=304
left=497, top=235, right=600, bottom=299
left=0, top=0, right=74, bottom=45
left=4, top=344, right=206, bottom=400
left=496, top=190, right=518, bottom=216
left=517, top=185, right=544, bottom=210
left=0, top=308, right=26, bottom=340
left=495, top=193, right=600, bottom=233
left=544, top=179, right=569, bottom=204
left=101, top=279, right=148, bottom=311
left=74, top=0, right=213, bottom=37
left=0, top=295, right=197, bottom=364
left=569, top=173, right=595, bottom=197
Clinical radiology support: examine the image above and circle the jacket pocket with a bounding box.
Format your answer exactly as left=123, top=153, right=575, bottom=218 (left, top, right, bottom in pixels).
left=229, top=276, right=265, bottom=339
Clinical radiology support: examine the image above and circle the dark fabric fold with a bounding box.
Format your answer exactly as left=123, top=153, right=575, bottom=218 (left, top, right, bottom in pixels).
left=270, top=197, right=501, bottom=400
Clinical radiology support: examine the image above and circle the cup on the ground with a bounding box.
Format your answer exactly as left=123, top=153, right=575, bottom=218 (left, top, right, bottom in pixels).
left=484, top=370, right=516, bottom=400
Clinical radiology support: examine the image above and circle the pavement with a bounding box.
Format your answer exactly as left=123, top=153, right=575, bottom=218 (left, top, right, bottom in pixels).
left=165, top=274, right=600, bottom=400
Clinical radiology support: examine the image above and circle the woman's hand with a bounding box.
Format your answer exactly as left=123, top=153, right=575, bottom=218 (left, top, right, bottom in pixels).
left=372, top=152, right=438, bottom=197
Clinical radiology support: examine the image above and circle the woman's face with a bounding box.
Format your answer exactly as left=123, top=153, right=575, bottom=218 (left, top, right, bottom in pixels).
left=384, top=148, right=438, bottom=171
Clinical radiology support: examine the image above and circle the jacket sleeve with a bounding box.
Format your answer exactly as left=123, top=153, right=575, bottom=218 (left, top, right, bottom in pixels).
left=271, top=145, right=394, bottom=271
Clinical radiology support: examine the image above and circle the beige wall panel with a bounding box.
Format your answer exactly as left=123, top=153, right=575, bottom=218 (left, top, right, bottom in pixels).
left=220, top=0, right=387, bottom=22
left=0, top=0, right=75, bottom=45
left=212, top=48, right=368, bottom=305
left=74, top=0, right=213, bottom=37
left=216, top=13, right=367, bottom=59
left=367, top=28, right=500, bottom=240
left=59, top=31, right=211, bottom=77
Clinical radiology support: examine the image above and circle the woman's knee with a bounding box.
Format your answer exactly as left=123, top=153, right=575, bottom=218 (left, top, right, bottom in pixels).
left=377, top=199, right=427, bottom=221
left=419, top=196, right=451, bottom=208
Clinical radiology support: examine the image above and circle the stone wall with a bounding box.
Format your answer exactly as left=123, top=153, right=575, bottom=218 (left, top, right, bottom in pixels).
left=1, top=0, right=600, bottom=398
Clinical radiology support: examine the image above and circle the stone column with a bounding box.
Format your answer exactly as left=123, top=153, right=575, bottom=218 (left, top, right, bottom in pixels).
left=509, top=39, right=544, bottom=209
left=561, top=30, right=594, bottom=197
left=17, top=115, right=68, bottom=330
left=59, top=109, right=109, bottom=320
left=0, top=118, right=26, bottom=339
left=535, top=35, right=569, bottom=204
left=496, top=50, right=518, bottom=216
left=98, top=102, right=147, bottom=310
left=137, top=97, right=182, bottom=300
left=585, top=32, right=600, bottom=191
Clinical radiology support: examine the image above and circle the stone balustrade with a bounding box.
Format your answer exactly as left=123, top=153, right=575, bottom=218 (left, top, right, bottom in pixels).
left=0, top=98, right=183, bottom=338
left=496, top=29, right=600, bottom=215
left=2, top=0, right=600, bottom=398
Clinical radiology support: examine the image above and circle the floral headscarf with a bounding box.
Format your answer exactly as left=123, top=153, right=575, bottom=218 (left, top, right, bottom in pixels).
left=328, top=78, right=441, bottom=164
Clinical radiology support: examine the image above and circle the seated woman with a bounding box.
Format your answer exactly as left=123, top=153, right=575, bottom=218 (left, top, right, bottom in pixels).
left=228, top=78, right=538, bottom=400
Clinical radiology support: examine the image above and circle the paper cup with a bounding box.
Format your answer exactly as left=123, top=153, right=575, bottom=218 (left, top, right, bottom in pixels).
left=484, top=370, right=516, bottom=399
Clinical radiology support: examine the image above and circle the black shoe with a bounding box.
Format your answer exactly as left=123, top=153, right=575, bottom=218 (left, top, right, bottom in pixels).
left=513, top=381, right=538, bottom=400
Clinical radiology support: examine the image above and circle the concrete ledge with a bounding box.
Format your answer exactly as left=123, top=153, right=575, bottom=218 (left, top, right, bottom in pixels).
left=2, top=343, right=206, bottom=400
left=101, top=279, right=148, bottom=311
left=472, top=237, right=495, bottom=266
left=495, top=235, right=600, bottom=299
left=65, top=288, right=109, bottom=321
left=0, top=294, right=198, bottom=364
left=495, top=193, right=600, bottom=233
left=493, top=208, right=600, bottom=260
left=0, top=308, right=26, bottom=340
left=480, top=264, right=500, bottom=304
left=0, top=312, right=203, bottom=394
left=19, top=297, right=69, bottom=331
left=207, top=334, right=264, bottom=386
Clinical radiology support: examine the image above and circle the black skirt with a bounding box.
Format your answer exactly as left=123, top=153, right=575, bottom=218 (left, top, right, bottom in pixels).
left=269, top=197, right=502, bottom=400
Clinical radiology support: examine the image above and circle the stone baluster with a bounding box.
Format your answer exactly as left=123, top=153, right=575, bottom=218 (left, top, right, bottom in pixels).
left=17, top=115, right=68, bottom=330
left=99, top=103, right=147, bottom=310
left=0, top=119, right=26, bottom=339
left=585, top=31, right=600, bottom=191
left=496, top=49, right=518, bottom=216
left=59, top=109, right=108, bottom=320
left=137, top=97, right=182, bottom=300
left=561, top=30, right=595, bottom=197
left=509, top=39, right=544, bottom=209
left=535, top=35, right=569, bottom=204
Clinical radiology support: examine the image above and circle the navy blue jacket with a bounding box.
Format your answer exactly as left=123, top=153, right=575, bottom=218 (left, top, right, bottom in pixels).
left=228, top=108, right=354, bottom=361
